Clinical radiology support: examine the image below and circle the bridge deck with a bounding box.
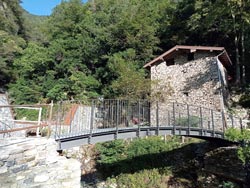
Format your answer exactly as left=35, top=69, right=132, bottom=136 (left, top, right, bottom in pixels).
left=56, top=126, right=224, bottom=150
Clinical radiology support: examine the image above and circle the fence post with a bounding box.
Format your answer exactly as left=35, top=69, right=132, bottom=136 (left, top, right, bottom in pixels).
left=48, top=100, right=53, bottom=138
left=36, top=107, right=42, bottom=136
left=156, top=101, right=159, bottom=136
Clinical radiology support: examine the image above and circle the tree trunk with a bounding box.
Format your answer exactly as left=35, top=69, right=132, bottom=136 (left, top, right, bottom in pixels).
left=241, top=24, right=246, bottom=86
left=235, top=34, right=241, bottom=84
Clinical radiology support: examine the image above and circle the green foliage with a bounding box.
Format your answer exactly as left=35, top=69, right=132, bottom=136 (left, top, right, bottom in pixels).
left=14, top=108, right=40, bottom=121
left=0, top=30, right=26, bottom=87
left=224, top=128, right=243, bottom=142
left=96, top=139, right=127, bottom=164
left=1, top=0, right=250, bottom=103
left=95, top=136, right=181, bottom=176
left=238, top=146, right=250, bottom=164
left=175, top=116, right=200, bottom=127
left=14, top=107, right=48, bottom=121
left=107, top=49, right=152, bottom=99
left=22, top=11, right=48, bottom=43
left=225, top=128, right=250, bottom=164
left=239, top=93, right=250, bottom=108
left=219, top=181, right=237, bottom=188
left=225, top=128, right=250, bottom=142
left=106, top=169, right=166, bottom=188
left=127, top=136, right=180, bottom=158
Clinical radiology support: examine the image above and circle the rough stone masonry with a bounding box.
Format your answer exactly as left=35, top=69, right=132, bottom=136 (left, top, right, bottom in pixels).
left=149, top=56, right=230, bottom=128
left=0, top=137, right=81, bottom=188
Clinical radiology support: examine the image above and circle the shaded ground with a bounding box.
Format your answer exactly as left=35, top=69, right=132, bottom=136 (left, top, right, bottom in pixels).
left=80, top=138, right=243, bottom=188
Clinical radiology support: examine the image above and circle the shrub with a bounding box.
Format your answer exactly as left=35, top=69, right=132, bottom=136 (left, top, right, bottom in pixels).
left=239, top=94, right=250, bottom=108
left=175, top=116, right=200, bottom=127
left=219, top=181, right=237, bottom=188
left=225, top=128, right=250, bottom=142
left=95, top=136, right=181, bottom=176
left=225, top=128, right=250, bottom=164
left=106, top=169, right=166, bottom=188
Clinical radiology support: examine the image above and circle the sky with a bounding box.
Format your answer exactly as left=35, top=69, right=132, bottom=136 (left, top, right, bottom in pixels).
left=21, top=0, right=87, bottom=16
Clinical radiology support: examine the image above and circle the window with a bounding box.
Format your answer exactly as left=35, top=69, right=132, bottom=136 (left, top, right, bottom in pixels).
left=187, top=53, right=194, bottom=61
left=166, top=58, right=175, bottom=66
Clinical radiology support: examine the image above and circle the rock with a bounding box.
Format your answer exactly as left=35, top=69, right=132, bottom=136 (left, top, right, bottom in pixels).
left=34, top=174, right=50, bottom=183
left=16, top=176, right=25, bottom=180
left=10, top=164, right=28, bottom=173
left=0, top=166, right=8, bottom=174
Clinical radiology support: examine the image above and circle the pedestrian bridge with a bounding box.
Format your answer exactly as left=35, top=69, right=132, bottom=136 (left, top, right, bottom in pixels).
left=54, top=100, right=243, bottom=150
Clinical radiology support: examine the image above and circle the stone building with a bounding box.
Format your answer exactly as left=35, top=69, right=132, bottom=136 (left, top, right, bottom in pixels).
left=144, top=45, right=233, bottom=127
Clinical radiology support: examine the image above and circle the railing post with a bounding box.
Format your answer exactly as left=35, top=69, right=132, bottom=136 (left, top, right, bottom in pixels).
left=156, top=101, right=159, bottom=136
left=211, top=109, right=215, bottom=137
left=89, top=100, right=95, bottom=144
left=137, top=100, right=141, bottom=137
left=240, top=118, right=243, bottom=133
left=221, top=111, right=225, bottom=138
left=36, top=107, right=42, bottom=136
left=200, top=107, right=203, bottom=136
left=116, top=100, right=119, bottom=139
left=69, top=103, right=72, bottom=134
left=55, top=101, right=63, bottom=139
left=187, top=104, right=190, bottom=135
left=173, top=103, right=176, bottom=135
left=231, top=115, right=234, bottom=128
left=168, top=111, right=170, bottom=127
left=48, top=100, right=53, bottom=138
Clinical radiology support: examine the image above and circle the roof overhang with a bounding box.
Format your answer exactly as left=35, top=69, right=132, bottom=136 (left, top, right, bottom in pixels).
left=143, top=45, right=232, bottom=69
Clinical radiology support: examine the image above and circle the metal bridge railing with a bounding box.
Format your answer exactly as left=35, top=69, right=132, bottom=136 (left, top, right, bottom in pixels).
left=54, top=99, right=246, bottom=139
left=1, top=99, right=246, bottom=140
left=54, top=99, right=150, bottom=139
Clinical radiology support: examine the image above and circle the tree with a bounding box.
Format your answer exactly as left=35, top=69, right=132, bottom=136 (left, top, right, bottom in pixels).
left=187, top=0, right=250, bottom=84
left=107, top=49, right=151, bottom=99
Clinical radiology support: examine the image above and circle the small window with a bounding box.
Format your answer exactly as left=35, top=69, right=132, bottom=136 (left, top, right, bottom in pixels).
left=166, top=58, right=175, bottom=66
left=187, top=53, right=194, bottom=61
left=183, top=92, right=189, bottom=97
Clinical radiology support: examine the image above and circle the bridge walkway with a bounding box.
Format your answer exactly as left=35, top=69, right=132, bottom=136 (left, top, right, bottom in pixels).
left=55, top=100, right=244, bottom=150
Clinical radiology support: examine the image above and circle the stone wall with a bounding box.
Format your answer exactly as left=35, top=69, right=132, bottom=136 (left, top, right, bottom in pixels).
left=0, top=94, right=16, bottom=138
left=150, top=56, right=228, bottom=127
left=151, top=57, right=223, bottom=109
left=0, top=137, right=81, bottom=188
left=174, top=51, right=217, bottom=65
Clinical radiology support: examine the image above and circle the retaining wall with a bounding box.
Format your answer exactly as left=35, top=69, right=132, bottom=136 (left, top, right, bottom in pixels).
left=0, top=137, right=81, bottom=188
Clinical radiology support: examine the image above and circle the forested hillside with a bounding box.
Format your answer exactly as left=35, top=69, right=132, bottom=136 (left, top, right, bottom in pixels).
left=0, top=0, right=250, bottom=104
